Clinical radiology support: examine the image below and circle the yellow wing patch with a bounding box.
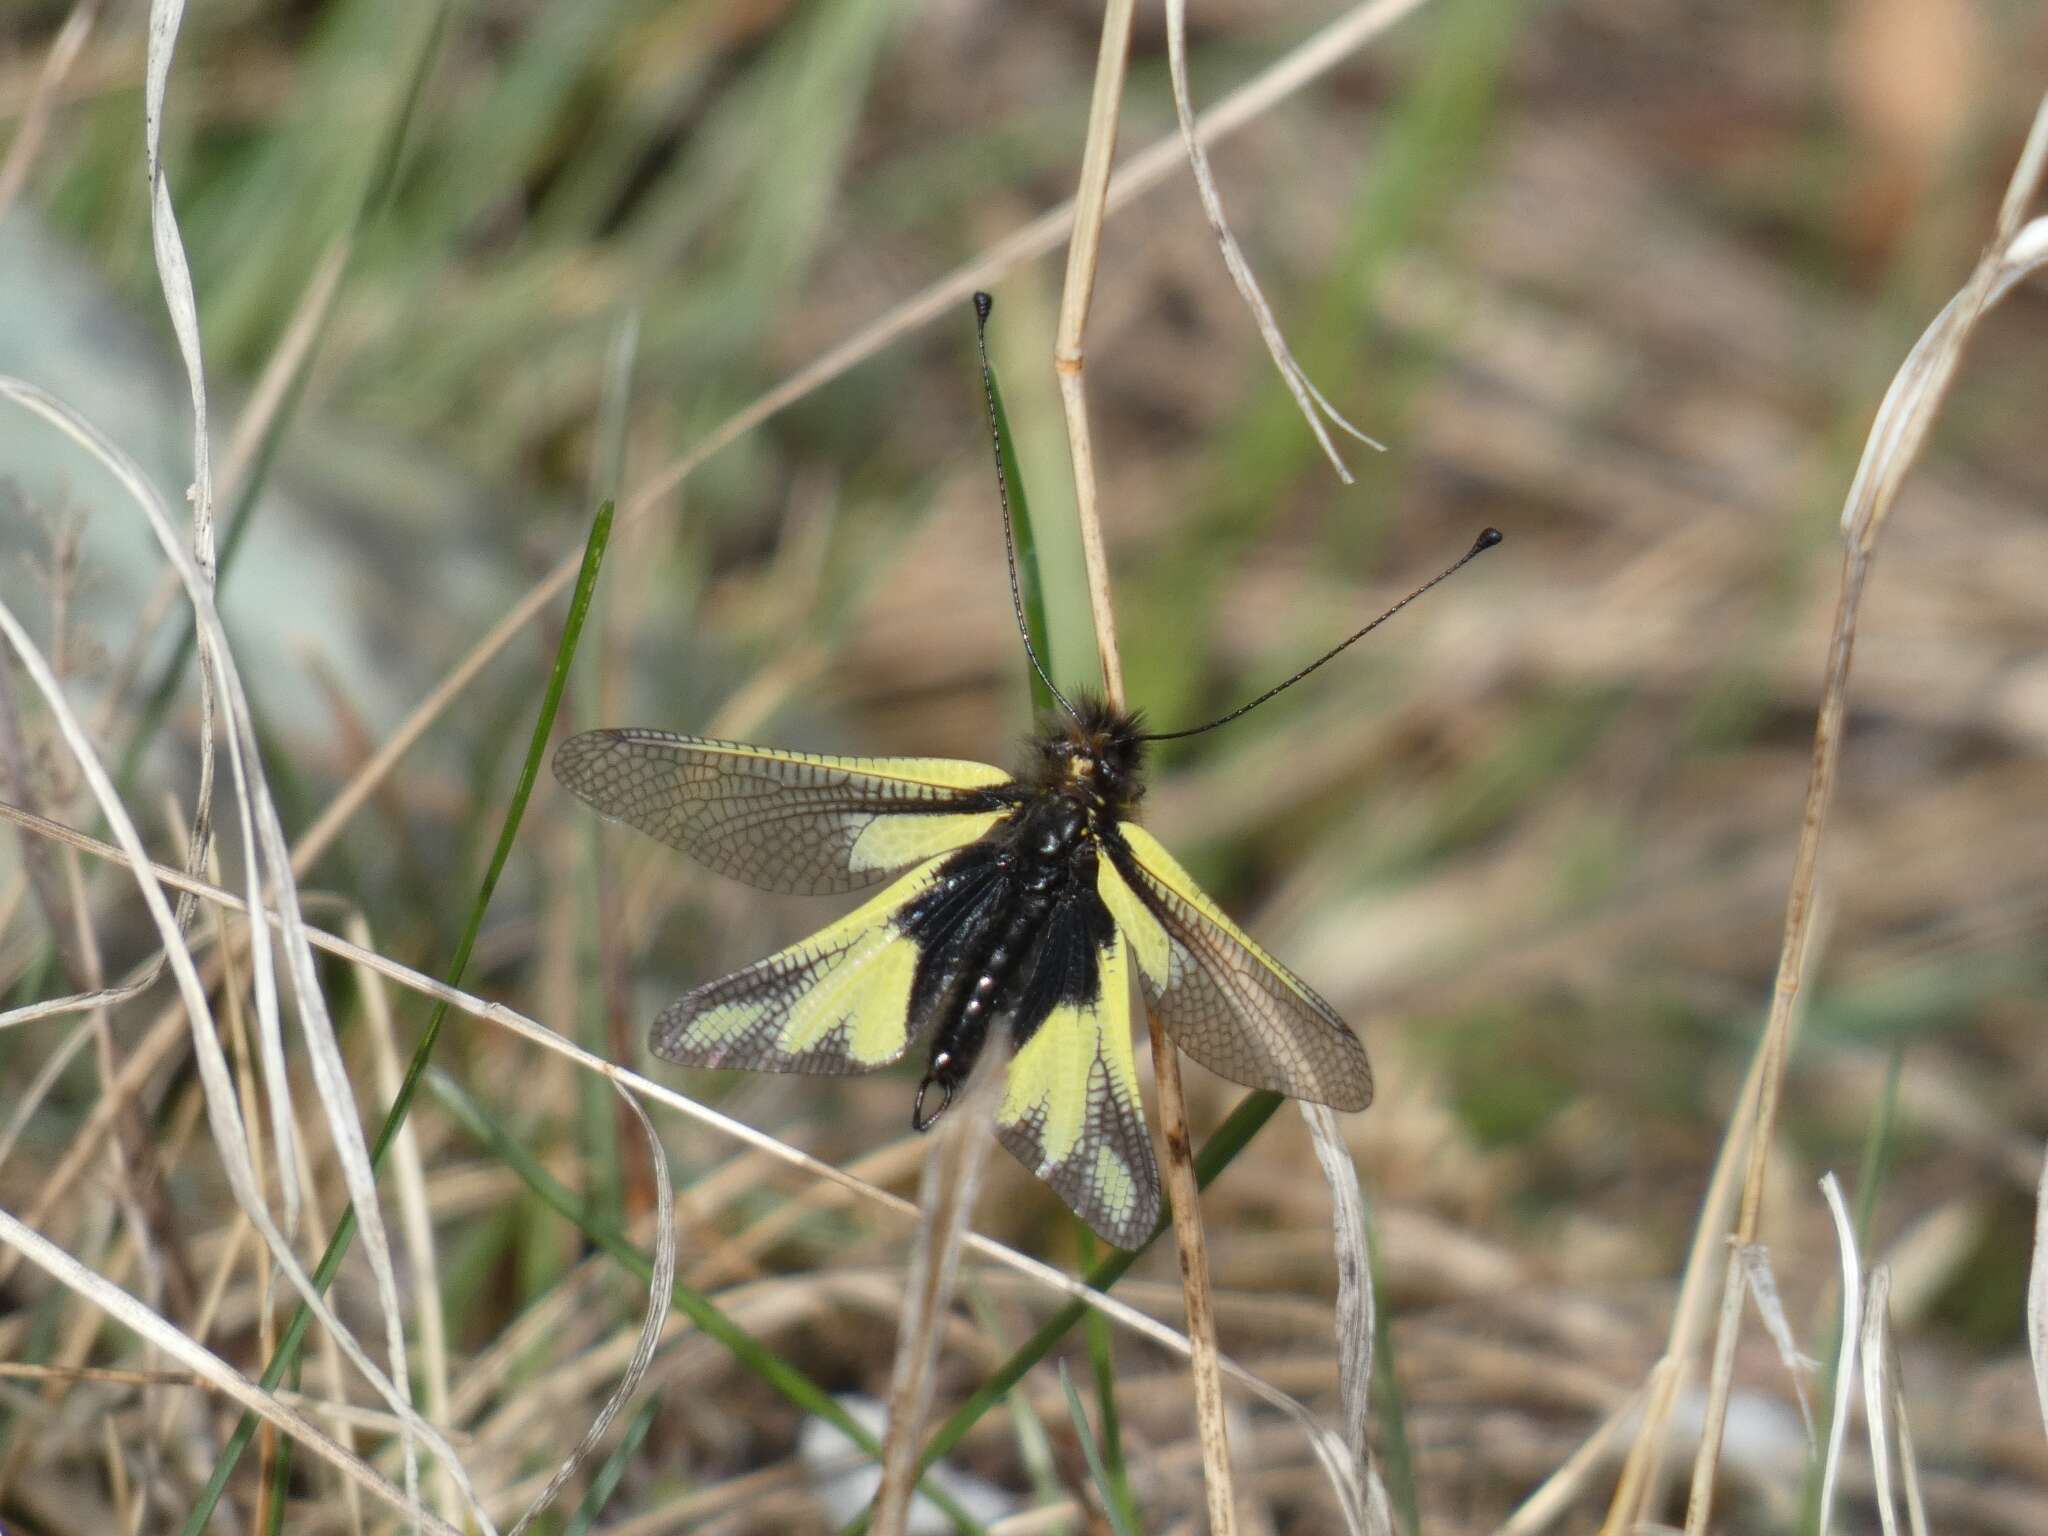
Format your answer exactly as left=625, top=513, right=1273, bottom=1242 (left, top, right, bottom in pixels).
left=689, top=743, right=1013, bottom=793
left=994, top=936, right=1161, bottom=1248
left=654, top=857, right=947, bottom=1074
left=848, top=810, right=1006, bottom=874
left=1095, top=855, right=1170, bottom=990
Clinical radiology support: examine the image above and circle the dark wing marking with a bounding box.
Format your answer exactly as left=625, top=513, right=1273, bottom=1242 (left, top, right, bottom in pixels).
left=553, top=729, right=1015, bottom=895
left=1101, top=823, right=1372, bottom=1112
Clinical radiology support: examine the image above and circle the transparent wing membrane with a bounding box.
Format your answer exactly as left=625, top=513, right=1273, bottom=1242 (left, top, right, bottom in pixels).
left=553, top=729, right=1012, bottom=894
left=1105, top=824, right=1372, bottom=1112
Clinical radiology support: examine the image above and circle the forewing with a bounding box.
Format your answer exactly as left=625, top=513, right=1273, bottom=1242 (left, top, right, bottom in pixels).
left=1102, top=823, right=1372, bottom=1112
left=995, top=922, right=1162, bottom=1250
left=553, top=729, right=1013, bottom=895
left=654, top=858, right=949, bottom=1075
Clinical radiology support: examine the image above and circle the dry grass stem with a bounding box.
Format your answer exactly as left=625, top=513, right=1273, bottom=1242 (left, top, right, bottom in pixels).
left=1053, top=0, right=1247, bottom=1527
left=1054, top=0, right=1137, bottom=700
left=1494, top=1384, right=1649, bottom=1536
left=354, top=907, right=460, bottom=1525
left=1164, top=0, right=1386, bottom=482
left=1860, top=1263, right=1901, bottom=1536
left=504, top=1088, right=675, bottom=1535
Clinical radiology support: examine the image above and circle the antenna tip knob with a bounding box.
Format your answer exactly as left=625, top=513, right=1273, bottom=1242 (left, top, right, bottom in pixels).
left=1471, top=526, right=1504, bottom=555
left=973, top=291, right=994, bottom=323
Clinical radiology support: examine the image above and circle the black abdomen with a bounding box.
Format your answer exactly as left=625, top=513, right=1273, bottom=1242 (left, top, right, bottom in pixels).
left=902, top=797, right=1112, bottom=1128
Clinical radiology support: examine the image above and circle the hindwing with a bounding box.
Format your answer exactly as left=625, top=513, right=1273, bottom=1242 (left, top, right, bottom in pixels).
left=553, top=730, right=1014, bottom=895
left=995, top=903, right=1161, bottom=1249
left=1099, top=823, right=1372, bottom=1112
left=654, top=855, right=952, bottom=1074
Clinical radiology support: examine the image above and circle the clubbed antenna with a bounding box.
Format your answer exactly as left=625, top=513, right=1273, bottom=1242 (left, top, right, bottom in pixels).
left=1141, top=528, right=1504, bottom=742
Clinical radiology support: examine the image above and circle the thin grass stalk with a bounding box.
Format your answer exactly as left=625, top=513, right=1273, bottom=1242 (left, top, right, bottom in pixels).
left=116, top=1, right=451, bottom=794
left=564, top=1399, right=658, bottom=1536
left=1859, top=1264, right=1899, bottom=1536
left=1059, top=1362, right=1141, bottom=1536
left=1078, top=1229, right=1136, bottom=1522
left=1053, top=0, right=1238, bottom=1527
left=1163, top=0, right=1381, bottom=482
left=1797, top=1046, right=1904, bottom=1533
left=504, top=1087, right=675, bottom=1536
left=0, top=665, right=182, bottom=1328
left=1680, top=96, right=2048, bottom=1533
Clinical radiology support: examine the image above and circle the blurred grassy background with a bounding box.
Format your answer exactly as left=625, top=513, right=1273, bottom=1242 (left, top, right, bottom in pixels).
left=3, top=0, right=2048, bottom=1531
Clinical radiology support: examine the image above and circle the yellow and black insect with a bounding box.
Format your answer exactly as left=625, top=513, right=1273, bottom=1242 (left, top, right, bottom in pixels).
left=555, top=293, right=1500, bottom=1248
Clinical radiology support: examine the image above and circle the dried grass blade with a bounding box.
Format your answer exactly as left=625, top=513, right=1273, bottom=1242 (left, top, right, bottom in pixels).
left=1053, top=0, right=1240, bottom=1526
left=1302, top=1101, right=1374, bottom=1527
left=355, top=911, right=457, bottom=1527
left=1859, top=1263, right=1898, bottom=1536
left=158, top=5, right=432, bottom=1505
left=1164, top=0, right=1385, bottom=484
left=1677, top=98, right=2048, bottom=1533
left=1738, top=1243, right=1816, bottom=1443
left=1818, top=1173, right=1863, bottom=1535
left=505, top=1088, right=675, bottom=1535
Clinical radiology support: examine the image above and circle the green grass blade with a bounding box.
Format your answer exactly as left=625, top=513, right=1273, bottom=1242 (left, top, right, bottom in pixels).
left=427, top=1068, right=989, bottom=1536
left=1077, top=1226, right=1134, bottom=1523
left=1059, top=1362, right=1141, bottom=1536
left=1364, top=1201, right=1419, bottom=1536
left=173, top=498, right=614, bottom=1536
left=981, top=342, right=1057, bottom=718
left=564, top=1397, right=659, bottom=1536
